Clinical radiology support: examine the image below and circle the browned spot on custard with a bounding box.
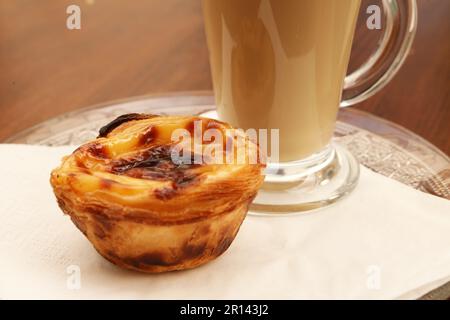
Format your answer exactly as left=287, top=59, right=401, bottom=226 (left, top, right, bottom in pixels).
left=97, top=113, right=156, bottom=138
left=153, top=173, right=201, bottom=200
left=185, top=118, right=227, bottom=137
left=87, top=143, right=108, bottom=159
left=111, top=145, right=173, bottom=174
left=75, top=157, right=87, bottom=169
left=138, top=126, right=158, bottom=145
left=110, top=144, right=205, bottom=195
left=173, top=174, right=200, bottom=189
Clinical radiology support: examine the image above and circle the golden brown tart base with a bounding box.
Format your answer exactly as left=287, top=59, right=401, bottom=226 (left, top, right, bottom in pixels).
left=51, top=114, right=264, bottom=273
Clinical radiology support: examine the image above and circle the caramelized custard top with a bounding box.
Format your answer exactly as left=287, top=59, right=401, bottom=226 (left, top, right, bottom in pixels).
left=65, top=114, right=262, bottom=201
left=51, top=113, right=265, bottom=223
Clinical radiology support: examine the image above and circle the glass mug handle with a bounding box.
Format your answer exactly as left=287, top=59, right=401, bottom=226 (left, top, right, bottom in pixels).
left=341, top=0, right=418, bottom=107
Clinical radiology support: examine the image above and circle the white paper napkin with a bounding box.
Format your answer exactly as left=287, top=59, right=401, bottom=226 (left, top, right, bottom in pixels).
left=0, top=144, right=449, bottom=300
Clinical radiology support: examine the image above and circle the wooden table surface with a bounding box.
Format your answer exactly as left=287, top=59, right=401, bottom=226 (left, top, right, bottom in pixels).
left=0, top=0, right=449, bottom=155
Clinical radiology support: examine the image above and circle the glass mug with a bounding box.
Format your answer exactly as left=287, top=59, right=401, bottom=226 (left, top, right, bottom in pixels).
left=202, top=0, right=417, bottom=213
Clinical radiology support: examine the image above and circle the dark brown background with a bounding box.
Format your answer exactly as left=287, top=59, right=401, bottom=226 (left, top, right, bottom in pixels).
left=0, top=0, right=449, bottom=155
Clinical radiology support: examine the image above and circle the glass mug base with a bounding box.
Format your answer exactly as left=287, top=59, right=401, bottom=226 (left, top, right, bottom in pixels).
left=200, top=110, right=360, bottom=215
left=251, top=143, right=359, bottom=215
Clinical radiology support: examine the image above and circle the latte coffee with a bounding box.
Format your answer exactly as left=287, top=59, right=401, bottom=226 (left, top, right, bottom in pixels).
left=203, top=0, right=361, bottom=161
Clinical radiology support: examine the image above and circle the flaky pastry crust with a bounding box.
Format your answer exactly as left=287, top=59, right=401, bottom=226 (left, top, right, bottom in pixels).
left=50, top=114, right=264, bottom=272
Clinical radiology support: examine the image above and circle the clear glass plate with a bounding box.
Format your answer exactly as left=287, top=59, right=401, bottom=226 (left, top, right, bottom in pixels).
left=6, top=91, right=449, bottom=200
